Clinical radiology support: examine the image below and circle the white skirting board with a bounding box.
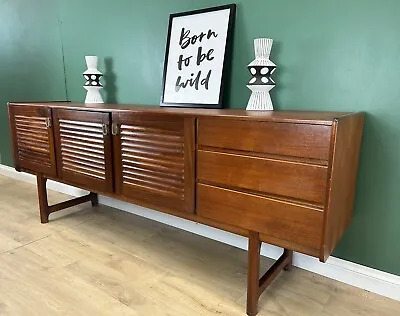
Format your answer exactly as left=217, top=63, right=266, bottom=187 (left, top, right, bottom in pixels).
left=1, top=163, right=400, bottom=301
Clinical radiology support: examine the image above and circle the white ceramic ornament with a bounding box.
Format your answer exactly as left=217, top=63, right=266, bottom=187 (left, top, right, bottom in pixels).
left=83, top=56, right=104, bottom=104
left=246, top=38, right=276, bottom=111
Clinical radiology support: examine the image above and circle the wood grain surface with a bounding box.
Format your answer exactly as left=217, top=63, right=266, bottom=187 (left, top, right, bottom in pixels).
left=197, top=149, right=328, bottom=205
left=198, top=118, right=332, bottom=160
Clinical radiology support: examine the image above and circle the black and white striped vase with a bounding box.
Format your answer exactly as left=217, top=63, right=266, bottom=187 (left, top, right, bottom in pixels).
left=83, top=56, right=104, bottom=104
left=246, top=38, right=276, bottom=110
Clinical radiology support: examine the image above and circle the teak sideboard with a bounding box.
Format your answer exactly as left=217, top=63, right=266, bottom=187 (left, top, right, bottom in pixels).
left=7, top=102, right=364, bottom=316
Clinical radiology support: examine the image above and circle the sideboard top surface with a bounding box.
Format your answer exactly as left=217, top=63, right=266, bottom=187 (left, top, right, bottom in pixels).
left=8, top=102, right=357, bottom=125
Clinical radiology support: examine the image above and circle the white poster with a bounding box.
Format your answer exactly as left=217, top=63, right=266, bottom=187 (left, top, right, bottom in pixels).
left=161, top=5, right=236, bottom=108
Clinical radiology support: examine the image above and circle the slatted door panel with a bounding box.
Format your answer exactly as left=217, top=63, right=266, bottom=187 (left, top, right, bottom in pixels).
left=113, top=113, right=195, bottom=214
left=53, top=109, right=113, bottom=193
left=8, top=105, right=57, bottom=176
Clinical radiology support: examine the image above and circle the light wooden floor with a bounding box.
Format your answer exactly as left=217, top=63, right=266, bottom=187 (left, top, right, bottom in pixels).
left=0, top=175, right=399, bottom=316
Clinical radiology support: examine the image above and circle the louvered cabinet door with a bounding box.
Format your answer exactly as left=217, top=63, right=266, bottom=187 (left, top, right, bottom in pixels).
left=53, top=109, right=113, bottom=193
left=112, top=113, right=195, bottom=214
left=8, top=105, right=57, bottom=176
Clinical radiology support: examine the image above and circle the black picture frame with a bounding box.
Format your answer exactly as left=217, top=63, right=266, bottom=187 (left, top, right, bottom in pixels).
left=160, top=4, right=236, bottom=108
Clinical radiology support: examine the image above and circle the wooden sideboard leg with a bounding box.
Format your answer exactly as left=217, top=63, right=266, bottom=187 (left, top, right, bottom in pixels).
left=37, top=174, right=50, bottom=224
left=36, top=175, right=100, bottom=223
left=247, top=231, right=261, bottom=316
left=90, top=192, right=99, bottom=207
left=283, top=249, right=293, bottom=271
left=246, top=232, right=294, bottom=316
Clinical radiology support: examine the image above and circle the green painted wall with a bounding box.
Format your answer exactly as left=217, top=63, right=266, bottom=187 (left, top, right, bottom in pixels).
left=0, top=0, right=67, bottom=164
left=1, top=0, right=399, bottom=276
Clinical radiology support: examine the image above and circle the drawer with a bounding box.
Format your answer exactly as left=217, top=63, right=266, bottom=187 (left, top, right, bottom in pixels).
left=197, top=150, right=328, bottom=204
left=197, top=183, right=323, bottom=250
left=198, top=118, right=332, bottom=161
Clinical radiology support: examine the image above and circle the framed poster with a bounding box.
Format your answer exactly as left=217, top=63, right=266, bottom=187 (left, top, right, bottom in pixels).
left=161, top=4, right=236, bottom=108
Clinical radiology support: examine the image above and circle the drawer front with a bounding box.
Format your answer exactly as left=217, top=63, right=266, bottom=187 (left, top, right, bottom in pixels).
left=197, top=184, right=323, bottom=250
left=198, top=119, right=332, bottom=161
left=197, top=150, right=328, bottom=205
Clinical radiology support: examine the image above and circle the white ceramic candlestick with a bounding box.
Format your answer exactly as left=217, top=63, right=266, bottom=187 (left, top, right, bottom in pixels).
left=83, top=56, right=104, bottom=104
left=246, top=38, right=276, bottom=111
